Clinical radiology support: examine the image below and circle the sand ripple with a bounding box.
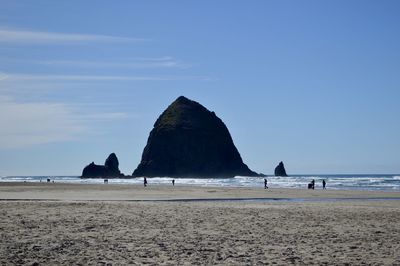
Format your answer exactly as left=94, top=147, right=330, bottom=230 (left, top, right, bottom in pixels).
left=1, top=201, right=400, bottom=265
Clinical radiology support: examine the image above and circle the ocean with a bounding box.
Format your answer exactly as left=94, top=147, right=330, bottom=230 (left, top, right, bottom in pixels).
left=1, top=174, right=399, bottom=191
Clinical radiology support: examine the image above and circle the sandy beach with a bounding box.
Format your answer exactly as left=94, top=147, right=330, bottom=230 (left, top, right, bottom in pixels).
left=1, top=182, right=400, bottom=265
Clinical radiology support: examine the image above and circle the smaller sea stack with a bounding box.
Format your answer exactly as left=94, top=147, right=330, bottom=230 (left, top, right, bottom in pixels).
left=274, top=161, right=288, bottom=177
left=81, top=153, right=123, bottom=178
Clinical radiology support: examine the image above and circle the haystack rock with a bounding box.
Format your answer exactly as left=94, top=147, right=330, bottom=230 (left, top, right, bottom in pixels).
left=132, top=96, right=260, bottom=178
left=274, top=161, right=288, bottom=177
left=81, top=153, right=123, bottom=178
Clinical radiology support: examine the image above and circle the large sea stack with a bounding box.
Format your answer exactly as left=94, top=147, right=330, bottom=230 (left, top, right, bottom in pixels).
left=81, top=153, right=123, bottom=178
left=132, top=96, right=259, bottom=178
left=274, top=161, right=288, bottom=177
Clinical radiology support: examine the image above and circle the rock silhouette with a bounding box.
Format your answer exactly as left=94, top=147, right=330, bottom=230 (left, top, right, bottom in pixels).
left=104, top=153, right=120, bottom=175
left=274, top=161, right=288, bottom=177
left=132, top=96, right=259, bottom=178
left=81, top=153, right=122, bottom=178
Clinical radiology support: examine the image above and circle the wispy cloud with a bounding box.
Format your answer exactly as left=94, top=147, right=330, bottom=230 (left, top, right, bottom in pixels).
left=2, top=73, right=212, bottom=82
left=0, top=96, right=127, bottom=149
left=0, top=28, right=148, bottom=44
left=0, top=72, right=8, bottom=81
left=36, top=57, right=191, bottom=69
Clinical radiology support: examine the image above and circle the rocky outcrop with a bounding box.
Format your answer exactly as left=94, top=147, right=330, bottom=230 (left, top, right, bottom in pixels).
left=132, top=96, right=260, bottom=178
left=81, top=162, right=108, bottom=178
left=104, top=153, right=120, bottom=175
left=81, top=153, right=122, bottom=178
left=274, top=161, right=288, bottom=176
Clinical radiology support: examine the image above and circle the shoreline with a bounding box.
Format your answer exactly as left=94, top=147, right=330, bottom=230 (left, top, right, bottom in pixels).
left=2, top=173, right=399, bottom=192
left=1, top=181, right=399, bottom=201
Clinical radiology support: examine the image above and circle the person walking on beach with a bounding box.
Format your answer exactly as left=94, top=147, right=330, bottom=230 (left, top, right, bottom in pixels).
left=322, top=179, right=326, bottom=189
left=311, top=179, right=315, bottom=190
left=144, top=177, right=148, bottom=187
left=172, top=179, right=175, bottom=186
left=264, top=178, right=268, bottom=189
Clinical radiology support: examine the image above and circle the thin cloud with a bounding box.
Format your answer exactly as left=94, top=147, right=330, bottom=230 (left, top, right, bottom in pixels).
left=36, top=58, right=191, bottom=69
left=0, top=96, right=127, bottom=149
left=0, top=72, right=8, bottom=81
left=3, top=73, right=213, bottom=82
left=0, top=28, right=148, bottom=44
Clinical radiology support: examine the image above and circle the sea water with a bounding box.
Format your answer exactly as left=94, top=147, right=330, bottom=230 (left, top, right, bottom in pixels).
left=1, top=174, right=399, bottom=191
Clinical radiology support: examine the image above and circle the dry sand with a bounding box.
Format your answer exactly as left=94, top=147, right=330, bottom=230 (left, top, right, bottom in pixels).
left=1, top=182, right=399, bottom=265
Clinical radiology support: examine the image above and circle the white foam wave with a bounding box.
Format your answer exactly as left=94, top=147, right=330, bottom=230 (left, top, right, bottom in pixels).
left=1, top=175, right=399, bottom=191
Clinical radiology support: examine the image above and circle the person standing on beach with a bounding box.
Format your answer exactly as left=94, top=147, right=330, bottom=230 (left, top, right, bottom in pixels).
left=172, top=179, right=175, bottom=186
left=311, top=179, right=315, bottom=190
left=322, top=179, right=326, bottom=189
left=144, top=177, right=148, bottom=187
left=264, top=178, right=268, bottom=189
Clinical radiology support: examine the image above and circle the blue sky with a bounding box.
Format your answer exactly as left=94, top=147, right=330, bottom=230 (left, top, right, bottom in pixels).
left=0, top=0, right=399, bottom=175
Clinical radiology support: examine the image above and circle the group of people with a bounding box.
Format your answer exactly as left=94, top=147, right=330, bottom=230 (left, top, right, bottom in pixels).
left=143, top=177, right=175, bottom=187
left=264, top=178, right=326, bottom=189
left=308, top=179, right=327, bottom=190
left=142, top=177, right=327, bottom=189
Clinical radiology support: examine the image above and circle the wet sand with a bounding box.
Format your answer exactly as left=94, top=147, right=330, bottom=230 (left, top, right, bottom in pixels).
left=1, top=182, right=399, bottom=265
left=1, top=182, right=399, bottom=201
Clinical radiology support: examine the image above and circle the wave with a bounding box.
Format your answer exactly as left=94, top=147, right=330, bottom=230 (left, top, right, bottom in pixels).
left=0, top=174, right=399, bottom=191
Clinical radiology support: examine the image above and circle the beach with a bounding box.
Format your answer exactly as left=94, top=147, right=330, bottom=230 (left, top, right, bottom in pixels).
left=1, top=182, right=400, bottom=265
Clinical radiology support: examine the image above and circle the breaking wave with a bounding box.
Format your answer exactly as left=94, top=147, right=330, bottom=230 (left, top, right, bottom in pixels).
left=1, top=174, right=400, bottom=191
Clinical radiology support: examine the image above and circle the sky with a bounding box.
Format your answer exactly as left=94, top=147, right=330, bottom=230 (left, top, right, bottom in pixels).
left=0, top=0, right=399, bottom=176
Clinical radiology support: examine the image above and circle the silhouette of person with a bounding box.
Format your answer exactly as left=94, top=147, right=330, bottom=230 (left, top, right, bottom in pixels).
left=172, top=179, right=175, bottom=186
left=322, top=179, right=326, bottom=189
left=264, top=178, right=268, bottom=189
left=311, top=179, right=315, bottom=190
left=144, top=177, right=148, bottom=187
